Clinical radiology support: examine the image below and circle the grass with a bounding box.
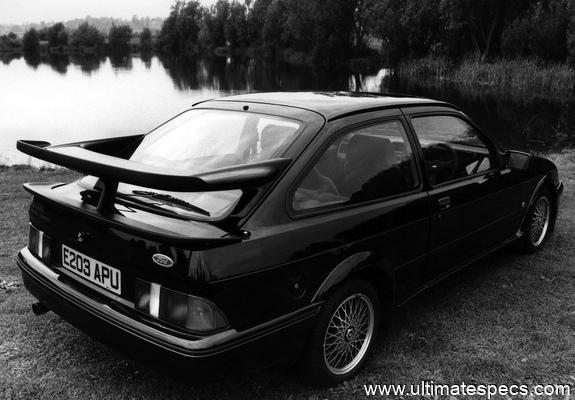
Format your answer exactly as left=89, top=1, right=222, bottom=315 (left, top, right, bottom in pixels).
left=1, top=159, right=574, bottom=399
left=397, top=56, right=575, bottom=102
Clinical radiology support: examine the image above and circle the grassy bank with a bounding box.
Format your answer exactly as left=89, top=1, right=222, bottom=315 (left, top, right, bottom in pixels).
left=397, top=56, right=575, bottom=101
left=1, top=159, right=574, bottom=399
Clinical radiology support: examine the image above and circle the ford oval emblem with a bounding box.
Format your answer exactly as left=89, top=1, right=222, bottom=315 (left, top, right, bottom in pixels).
left=152, top=254, right=174, bottom=268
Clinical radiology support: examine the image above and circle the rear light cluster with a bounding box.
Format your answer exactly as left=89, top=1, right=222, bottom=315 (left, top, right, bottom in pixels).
left=29, top=224, right=51, bottom=262
left=135, top=279, right=228, bottom=333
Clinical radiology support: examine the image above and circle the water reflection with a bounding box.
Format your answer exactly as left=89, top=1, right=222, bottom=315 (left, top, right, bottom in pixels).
left=23, top=52, right=41, bottom=69
left=141, top=52, right=153, bottom=69
left=1, top=53, right=19, bottom=65
left=109, top=53, right=133, bottom=70
left=154, top=55, right=351, bottom=93
left=70, top=54, right=107, bottom=74
left=0, top=54, right=572, bottom=165
left=47, top=54, right=69, bottom=74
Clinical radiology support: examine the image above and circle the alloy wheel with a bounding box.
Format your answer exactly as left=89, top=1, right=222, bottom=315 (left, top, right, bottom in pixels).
left=530, top=196, right=550, bottom=247
left=322, top=293, right=375, bottom=375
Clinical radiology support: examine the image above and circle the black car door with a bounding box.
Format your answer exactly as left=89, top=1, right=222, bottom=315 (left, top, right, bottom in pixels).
left=404, top=110, right=525, bottom=281
left=282, top=116, right=430, bottom=303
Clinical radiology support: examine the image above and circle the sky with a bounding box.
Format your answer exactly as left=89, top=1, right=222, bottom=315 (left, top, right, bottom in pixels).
left=0, top=0, right=218, bottom=25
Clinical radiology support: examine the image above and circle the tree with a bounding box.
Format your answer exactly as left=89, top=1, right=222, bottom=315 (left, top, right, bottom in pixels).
left=108, top=24, right=133, bottom=52
left=0, top=32, right=21, bottom=51
left=501, top=0, right=571, bottom=61
left=175, top=1, right=203, bottom=53
left=210, top=0, right=231, bottom=47
left=140, top=27, right=153, bottom=52
left=248, top=0, right=273, bottom=45
left=282, top=0, right=315, bottom=53
left=157, top=0, right=203, bottom=55
left=47, top=23, right=68, bottom=48
left=262, top=0, right=287, bottom=54
left=310, top=0, right=358, bottom=66
left=439, top=0, right=533, bottom=61
left=157, top=0, right=184, bottom=53
left=367, top=0, right=447, bottom=62
left=22, top=28, right=40, bottom=54
left=569, top=17, right=575, bottom=64
left=225, top=1, right=248, bottom=47
left=69, top=22, right=105, bottom=50
left=353, top=0, right=378, bottom=51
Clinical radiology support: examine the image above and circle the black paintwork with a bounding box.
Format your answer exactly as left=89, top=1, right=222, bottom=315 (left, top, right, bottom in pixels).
left=17, top=92, right=563, bottom=368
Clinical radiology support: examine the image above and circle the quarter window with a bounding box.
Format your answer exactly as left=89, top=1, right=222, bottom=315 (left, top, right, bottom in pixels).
left=293, top=120, right=418, bottom=211
left=411, top=115, right=493, bottom=186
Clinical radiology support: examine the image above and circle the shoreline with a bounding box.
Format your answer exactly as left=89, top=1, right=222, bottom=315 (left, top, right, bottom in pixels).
left=396, top=56, right=575, bottom=101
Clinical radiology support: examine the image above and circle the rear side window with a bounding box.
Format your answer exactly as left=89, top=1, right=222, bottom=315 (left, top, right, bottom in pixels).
left=293, top=120, right=419, bottom=211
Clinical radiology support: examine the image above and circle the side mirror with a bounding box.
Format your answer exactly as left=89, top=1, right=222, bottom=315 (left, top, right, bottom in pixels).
left=505, top=150, right=531, bottom=171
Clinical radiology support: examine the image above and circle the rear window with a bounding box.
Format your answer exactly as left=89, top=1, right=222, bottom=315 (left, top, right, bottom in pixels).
left=81, top=109, right=302, bottom=221
left=130, top=109, right=301, bottom=172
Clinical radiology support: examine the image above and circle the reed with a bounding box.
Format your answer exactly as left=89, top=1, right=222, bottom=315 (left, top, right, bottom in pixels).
left=397, top=56, right=575, bottom=100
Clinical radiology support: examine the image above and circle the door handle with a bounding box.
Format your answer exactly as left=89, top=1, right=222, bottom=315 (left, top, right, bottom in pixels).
left=437, top=196, right=451, bottom=210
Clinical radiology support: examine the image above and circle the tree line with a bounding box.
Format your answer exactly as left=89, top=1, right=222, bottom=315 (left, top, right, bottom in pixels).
left=157, top=0, right=575, bottom=66
left=12, top=0, right=575, bottom=67
left=157, top=0, right=359, bottom=66
left=17, top=22, right=154, bottom=55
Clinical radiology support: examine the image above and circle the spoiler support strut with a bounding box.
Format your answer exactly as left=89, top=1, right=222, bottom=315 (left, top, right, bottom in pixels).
left=97, top=180, right=119, bottom=212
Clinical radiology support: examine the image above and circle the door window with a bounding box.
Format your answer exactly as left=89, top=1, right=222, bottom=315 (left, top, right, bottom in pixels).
left=293, top=120, right=418, bottom=211
left=411, top=115, right=493, bottom=186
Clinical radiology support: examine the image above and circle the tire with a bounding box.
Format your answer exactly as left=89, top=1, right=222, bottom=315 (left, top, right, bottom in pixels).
left=302, top=278, right=380, bottom=386
left=521, top=189, right=553, bottom=252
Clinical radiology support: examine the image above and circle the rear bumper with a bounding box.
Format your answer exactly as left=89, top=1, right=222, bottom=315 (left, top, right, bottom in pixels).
left=17, top=247, right=319, bottom=371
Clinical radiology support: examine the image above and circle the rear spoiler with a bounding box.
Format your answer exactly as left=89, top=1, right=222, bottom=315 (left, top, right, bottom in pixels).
left=17, top=137, right=291, bottom=212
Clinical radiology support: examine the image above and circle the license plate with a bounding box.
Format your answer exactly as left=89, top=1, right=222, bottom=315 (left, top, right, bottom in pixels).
left=61, top=245, right=122, bottom=295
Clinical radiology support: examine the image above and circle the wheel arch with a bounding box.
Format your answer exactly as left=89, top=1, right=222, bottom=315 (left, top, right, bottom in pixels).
left=519, top=175, right=558, bottom=234
left=310, top=252, right=394, bottom=304
left=544, top=181, right=559, bottom=232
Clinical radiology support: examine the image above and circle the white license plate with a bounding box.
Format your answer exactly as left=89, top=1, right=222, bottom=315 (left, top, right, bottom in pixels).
left=61, top=245, right=122, bottom=295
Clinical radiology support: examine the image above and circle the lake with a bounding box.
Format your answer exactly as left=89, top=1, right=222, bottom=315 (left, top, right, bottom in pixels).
left=1, top=54, right=573, bottom=166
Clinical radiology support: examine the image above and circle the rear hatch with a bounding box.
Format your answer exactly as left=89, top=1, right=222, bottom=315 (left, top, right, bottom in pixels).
left=18, top=106, right=309, bottom=335
left=26, top=180, right=240, bottom=308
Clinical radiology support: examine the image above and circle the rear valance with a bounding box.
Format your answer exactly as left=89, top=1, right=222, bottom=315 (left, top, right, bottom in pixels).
left=17, top=137, right=291, bottom=211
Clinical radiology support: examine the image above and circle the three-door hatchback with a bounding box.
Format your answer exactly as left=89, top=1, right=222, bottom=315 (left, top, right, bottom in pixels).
left=17, top=92, right=563, bottom=385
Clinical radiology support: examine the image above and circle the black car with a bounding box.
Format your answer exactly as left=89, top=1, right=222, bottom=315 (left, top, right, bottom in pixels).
left=16, top=92, right=563, bottom=385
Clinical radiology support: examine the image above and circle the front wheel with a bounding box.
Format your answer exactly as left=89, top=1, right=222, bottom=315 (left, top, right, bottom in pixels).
left=302, top=279, right=380, bottom=386
left=522, top=189, right=553, bottom=252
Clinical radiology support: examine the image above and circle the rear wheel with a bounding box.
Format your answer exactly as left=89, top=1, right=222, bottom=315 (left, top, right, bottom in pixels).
left=522, top=189, right=553, bottom=252
left=302, top=279, right=380, bottom=386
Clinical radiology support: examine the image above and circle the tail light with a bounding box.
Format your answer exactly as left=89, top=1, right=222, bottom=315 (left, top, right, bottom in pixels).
left=29, top=224, right=51, bottom=263
left=135, top=279, right=228, bottom=333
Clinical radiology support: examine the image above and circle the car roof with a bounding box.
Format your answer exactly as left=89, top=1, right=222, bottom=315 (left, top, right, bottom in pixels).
left=206, top=91, right=458, bottom=120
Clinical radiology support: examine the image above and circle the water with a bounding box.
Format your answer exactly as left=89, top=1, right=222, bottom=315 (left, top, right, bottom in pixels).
left=0, top=54, right=572, bottom=166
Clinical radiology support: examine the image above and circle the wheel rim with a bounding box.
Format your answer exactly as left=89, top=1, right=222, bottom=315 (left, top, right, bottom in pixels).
left=323, top=293, right=375, bottom=375
left=530, top=196, right=550, bottom=247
